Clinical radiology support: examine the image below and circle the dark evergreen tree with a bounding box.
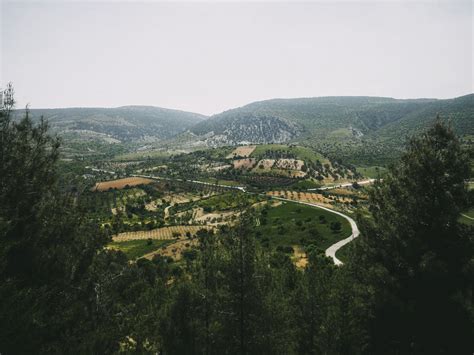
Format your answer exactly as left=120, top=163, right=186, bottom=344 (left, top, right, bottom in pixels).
left=352, top=121, right=473, bottom=353
left=0, top=85, right=130, bottom=353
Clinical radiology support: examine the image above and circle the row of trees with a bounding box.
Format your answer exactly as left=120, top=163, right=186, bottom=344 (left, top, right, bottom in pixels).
left=1, top=86, right=472, bottom=353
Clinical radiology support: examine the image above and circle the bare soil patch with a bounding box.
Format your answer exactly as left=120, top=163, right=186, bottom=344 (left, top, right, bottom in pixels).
left=226, top=145, right=256, bottom=159
left=254, top=159, right=276, bottom=171
left=93, top=177, right=153, bottom=191
left=232, top=158, right=257, bottom=169
left=274, top=159, right=305, bottom=170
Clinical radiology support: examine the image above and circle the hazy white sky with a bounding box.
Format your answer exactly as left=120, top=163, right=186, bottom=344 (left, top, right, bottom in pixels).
left=1, top=0, right=472, bottom=115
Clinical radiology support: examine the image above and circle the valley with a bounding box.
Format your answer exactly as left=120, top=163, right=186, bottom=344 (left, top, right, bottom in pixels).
left=56, top=94, right=471, bottom=267
left=75, top=139, right=375, bottom=266
left=3, top=1, right=472, bottom=351
left=22, top=94, right=473, bottom=167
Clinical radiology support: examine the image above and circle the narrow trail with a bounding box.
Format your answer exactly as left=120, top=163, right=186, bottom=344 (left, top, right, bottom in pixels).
left=461, top=213, right=474, bottom=221
left=271, top=196, right=360, bottom=266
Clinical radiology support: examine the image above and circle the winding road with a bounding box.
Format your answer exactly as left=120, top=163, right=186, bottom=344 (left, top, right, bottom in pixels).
left=461, top=213, right=474, bottom=221
left=130, top=173, right=362, bottom=265
left=271, top=196, right=360, bottom=266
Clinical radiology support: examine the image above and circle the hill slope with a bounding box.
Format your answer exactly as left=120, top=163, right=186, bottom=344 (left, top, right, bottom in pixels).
left=181, top=94, right=473, bottom=165
left=17, top=106, right=207, bottom=143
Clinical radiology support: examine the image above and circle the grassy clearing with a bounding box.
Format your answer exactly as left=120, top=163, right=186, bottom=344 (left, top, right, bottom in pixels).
left=198, top=192, right=262, bottom=212
left=356, top=166, right=387, bottom=179
left=289, top=179, right=322, bottom=189
left=256, top=201, right=351, bottom=251
left=252, top=144, right=328, bottom=164
left=109, top=239, right=175, bottom=259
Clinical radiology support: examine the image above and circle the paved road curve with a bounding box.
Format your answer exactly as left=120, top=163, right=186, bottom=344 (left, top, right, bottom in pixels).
left=271, top=196, right=360, bottom=266
left=132, top=173, right=360, bottom=265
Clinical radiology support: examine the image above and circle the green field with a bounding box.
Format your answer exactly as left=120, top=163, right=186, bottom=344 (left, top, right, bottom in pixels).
left=289, top=179, right=322, bottom=189
left=256, top=201, right=351, bottom=251
left=252, top=144, right=329, bottom=164
left=198, top=192, right=262, bottom=212
left=356, top=166, right=387, bottom=179
left=110, top=239, right=175, bottom=259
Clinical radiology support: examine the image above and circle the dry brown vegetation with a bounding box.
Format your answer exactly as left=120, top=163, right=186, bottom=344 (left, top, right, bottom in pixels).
left=232, top=158, right=257, bottom=169
left=293, top=245, right=308, bottom=268
left=226, top=145, right=256, bottom=158
left=254, top=159, right=276, bottom=171
left=266, top=190, right=334, bottom=208
left=274, top=159, right=305, bottom=170
left=142, top=238, right=199, bottom=261
left=93, top=177, right=154, bottom=191
left=112, top=225, right=213, bottom=242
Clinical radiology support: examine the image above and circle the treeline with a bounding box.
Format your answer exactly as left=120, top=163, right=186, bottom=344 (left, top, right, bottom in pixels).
left=0, top=87, right=472, bottom=354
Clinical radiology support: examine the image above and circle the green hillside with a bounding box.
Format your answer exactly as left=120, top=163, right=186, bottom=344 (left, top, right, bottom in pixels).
left=17, top=106, right=207, bottom=143
left=187, top=95, right=473, bottom=165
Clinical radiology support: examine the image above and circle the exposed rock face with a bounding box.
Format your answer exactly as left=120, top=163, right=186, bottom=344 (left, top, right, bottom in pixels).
left=191, top=114, right=302, bottom=147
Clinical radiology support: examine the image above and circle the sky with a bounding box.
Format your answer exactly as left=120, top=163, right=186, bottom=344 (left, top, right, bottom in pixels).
left=1, top=0, right=472, bottom=115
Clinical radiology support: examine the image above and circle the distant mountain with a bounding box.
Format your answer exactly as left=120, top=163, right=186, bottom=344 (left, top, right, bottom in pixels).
left=179, top=94, right=473, bottom=165
left=16, top=106, right=207, bottom=143
left=18, top=95, right=472, bottom=165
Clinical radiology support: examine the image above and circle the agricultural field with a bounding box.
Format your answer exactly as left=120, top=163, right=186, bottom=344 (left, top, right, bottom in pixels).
left=255, top=201, right=351, bottom=252
left=226, top=145, right=256, bottom=158
left=112, top=225, right=212, bottom=242
left=267, top=190, right=335, bottom=208
left=267, top=187, right=367, bottom=212
left=251, top=144, right=327, bottom=163
left=197, top=192, right=264, bottom=212
left=274, top=158, right=305, bottom=170
left=79, top=144, right=371, bottom=262
left=232, top=158, right=257, bottom=169
left=92, top=177, right=154, bottom=191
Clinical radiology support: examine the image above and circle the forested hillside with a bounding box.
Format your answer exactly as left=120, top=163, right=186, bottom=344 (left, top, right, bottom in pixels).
left=184, top=95, right=473, bottom=165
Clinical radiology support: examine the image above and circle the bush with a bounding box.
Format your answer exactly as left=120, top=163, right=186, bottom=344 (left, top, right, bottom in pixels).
left=276, top=245, right=294, bottom=254
left=330, top=221, right=342, bottom=232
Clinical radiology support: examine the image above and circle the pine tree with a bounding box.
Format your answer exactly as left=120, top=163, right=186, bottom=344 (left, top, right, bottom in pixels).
left=353, top=121, right=473, bottom=353
left=0, top=85, right=128, bottom=353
